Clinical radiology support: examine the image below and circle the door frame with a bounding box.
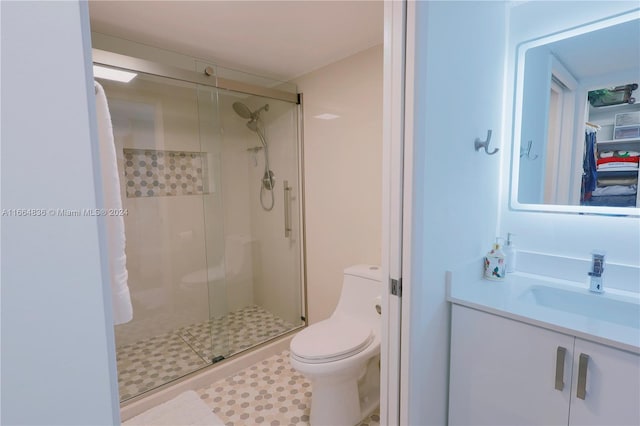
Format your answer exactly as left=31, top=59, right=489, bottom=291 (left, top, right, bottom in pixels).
left=381, top=0, right=409, bottom=424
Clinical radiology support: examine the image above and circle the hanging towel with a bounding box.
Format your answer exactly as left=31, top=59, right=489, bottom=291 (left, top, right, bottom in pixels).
left=94, top=81, right=132, bottom=325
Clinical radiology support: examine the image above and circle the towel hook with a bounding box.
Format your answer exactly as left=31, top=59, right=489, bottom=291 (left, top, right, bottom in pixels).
left=474, top=129, right=498, bottom=155
left=520, top=140, right=538, bottom=160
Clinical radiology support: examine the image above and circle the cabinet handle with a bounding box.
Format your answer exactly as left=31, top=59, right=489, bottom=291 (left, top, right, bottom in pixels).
left=577, top=353, right=590, bottom=400
left=554, top=346, right=566, bottom=391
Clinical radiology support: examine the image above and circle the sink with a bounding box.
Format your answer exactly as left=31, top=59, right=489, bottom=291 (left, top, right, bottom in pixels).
left=521, top=285, right=640, bottom=329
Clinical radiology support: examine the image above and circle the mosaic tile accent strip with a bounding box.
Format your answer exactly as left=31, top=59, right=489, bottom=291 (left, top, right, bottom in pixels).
left=116, top=305, right=298, bottom=401
left=123, top=148, right=207, bottom=197
left=197, top=350, right=380, bottom=426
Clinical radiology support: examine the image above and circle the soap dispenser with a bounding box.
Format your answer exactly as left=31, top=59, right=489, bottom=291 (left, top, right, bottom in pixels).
left=504, top=233, right=516, bottom=273
left=484, top=239, right=506, bottom=281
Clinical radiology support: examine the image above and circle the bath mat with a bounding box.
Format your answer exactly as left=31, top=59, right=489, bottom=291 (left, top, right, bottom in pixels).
left=123, top=390, right=224, bottom=426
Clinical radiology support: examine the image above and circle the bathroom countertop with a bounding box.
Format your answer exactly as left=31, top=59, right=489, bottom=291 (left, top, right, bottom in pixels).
left=446, top=260, right=640, bottom=354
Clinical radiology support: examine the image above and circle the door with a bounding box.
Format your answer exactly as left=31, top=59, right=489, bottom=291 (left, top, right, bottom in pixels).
left=196, top=82, right=305, bottom=360
left=544, top=80, right=564, bottom=204
left=569, top=338, right=640, bottom=425
left=449, top=306, right=573, bottom=426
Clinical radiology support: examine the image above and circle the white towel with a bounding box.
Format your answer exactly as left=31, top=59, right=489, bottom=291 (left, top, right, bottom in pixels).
left=95, top=81, right=132, bottom=325
left=123, top=391, right=225, bottom=425
left=597, top=162, right=639, bottom=171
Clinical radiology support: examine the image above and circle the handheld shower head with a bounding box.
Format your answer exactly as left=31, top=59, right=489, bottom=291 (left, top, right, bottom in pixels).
left=234, top=102, right=270, bottom=137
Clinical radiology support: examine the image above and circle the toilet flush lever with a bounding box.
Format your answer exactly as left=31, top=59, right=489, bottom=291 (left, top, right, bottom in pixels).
left=375, top=304, right=381, bottom=315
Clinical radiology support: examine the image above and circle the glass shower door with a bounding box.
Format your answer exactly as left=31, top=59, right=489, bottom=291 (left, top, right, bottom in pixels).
left=198, top=82, right=305, bottom=359
left=102, top=69, right=227, bottom=401
left=102, top=57, right=304, bottom=402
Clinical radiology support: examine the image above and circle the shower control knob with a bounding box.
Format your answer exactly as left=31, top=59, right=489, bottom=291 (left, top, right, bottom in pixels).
left=204, top=66, right=214, bottom=76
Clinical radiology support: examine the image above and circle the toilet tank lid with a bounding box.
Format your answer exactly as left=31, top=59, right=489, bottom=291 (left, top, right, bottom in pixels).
left=343, top=265, right=381, bottom=282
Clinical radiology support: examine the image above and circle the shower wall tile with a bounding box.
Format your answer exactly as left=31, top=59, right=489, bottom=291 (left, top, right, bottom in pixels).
left=123, top=149, right=208, bottom=197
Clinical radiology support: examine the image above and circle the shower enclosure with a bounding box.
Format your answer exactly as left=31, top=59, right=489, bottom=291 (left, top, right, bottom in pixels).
left=93, top=50, right=305, bottom=402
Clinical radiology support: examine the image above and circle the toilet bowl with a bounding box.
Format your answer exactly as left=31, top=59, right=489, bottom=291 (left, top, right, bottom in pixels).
left=290, top=265, right=381, bottom=426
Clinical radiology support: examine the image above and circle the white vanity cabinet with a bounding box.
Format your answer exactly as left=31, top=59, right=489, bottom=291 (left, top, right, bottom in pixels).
left=569, top=338, right=640, bottom=425
left=449, top=305, right=640, bottom=426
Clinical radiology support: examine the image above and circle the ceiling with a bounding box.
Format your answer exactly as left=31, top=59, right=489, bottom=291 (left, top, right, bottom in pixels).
left=541, top=17, right=639, bottom=81
left=89, top=1, right=384, bottom=82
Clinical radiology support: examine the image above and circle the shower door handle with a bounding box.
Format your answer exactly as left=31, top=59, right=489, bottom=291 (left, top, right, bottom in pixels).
left=284, top=180, right=292, bottom=238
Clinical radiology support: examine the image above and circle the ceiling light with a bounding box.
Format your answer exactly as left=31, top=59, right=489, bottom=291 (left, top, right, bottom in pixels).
left=314, top=113, right=340, bottom=120
left=93, top=65, right=137, bottom=83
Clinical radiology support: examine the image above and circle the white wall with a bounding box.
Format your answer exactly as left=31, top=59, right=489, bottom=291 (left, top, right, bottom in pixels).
left=0, top=1, right=119, bottom=424
left=499, top=1, right=640, bottom=269
left=404, top=2, right=507, bottom=424
left=294, top=45, right=383, bottom=323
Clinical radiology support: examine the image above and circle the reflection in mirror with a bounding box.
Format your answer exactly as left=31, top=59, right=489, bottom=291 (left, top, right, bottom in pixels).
left=583, top=83, right=638, bottom=208
left=512, top=12, right=640, bottom=215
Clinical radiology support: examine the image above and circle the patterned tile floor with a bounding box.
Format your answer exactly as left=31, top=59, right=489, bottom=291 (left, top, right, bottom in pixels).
left=116, top=305, right=297, bottom=401
left=197, top=350, right=380, bottom=426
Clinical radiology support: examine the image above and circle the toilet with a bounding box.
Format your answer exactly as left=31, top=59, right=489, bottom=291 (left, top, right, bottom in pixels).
left=290, top=265, right=381, bottom=426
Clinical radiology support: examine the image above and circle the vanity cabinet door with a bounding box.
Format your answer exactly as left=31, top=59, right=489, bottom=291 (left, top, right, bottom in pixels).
left=449, top=305, right=574, bottom=425
left=569, top=338, right=640, bottom=426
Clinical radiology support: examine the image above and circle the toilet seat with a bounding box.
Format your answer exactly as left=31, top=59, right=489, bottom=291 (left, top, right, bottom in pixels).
left=290, top=318, right=373, bottom=364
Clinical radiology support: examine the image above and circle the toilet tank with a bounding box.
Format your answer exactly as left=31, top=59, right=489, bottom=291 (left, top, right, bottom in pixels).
left=333, top=265, right=382, bottom=323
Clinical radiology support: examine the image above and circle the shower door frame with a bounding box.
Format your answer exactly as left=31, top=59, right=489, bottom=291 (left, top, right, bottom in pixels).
left=93, top=49, right=299, bottom=104
left=94, top=47, right=308, bottom=402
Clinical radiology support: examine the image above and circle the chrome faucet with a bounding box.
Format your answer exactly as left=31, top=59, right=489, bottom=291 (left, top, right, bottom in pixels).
left=588, top=252, right=605, bottom=293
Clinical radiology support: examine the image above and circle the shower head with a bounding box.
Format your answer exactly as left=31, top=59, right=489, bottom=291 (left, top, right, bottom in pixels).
left=233, top=102, right=253, bottom=119
left=232, top=102, right=270, bottom=121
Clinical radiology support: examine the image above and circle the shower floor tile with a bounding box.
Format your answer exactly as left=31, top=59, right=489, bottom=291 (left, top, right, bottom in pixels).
left=197, top=350, right=380, bottom=426
left=116, top=305, right=299, bottom=401
left=180, top=305, right=297, bottom=361
left=116, top=333, right=208, bottom=401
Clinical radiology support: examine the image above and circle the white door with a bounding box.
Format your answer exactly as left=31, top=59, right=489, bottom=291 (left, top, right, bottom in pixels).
left=449, top=306, right=574, bottom=426
left=569, top=338, right=640, bottom=426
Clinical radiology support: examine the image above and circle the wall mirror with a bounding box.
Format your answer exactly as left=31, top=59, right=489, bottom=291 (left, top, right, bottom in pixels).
left=511, top=11, right=640, bottom=216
